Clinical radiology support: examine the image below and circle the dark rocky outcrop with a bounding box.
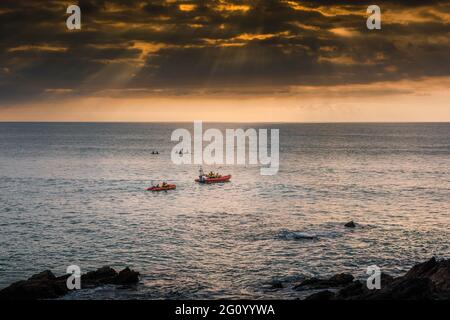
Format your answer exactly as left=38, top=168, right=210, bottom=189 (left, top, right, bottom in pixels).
left=404, top=257, right=450, bottom=291
left=303, top=258, right=450, bottom=300
left=344, top=221, right=356, bottom=228
left=0, top=270, right=68, bottom=300
left=0, top=267, right=140, bottom=300
left=305, top=290, right=335, bottom=300
left=115, top=267, right=140, bottom=285
left=81, top=266, right=118, bottom=287
left=335, top=280, right=364, bottom=299
left=28, top=270, right=56, bottom=282
left=268, top=280, right=284, bottom=289
left=294, top=273, right=354, bottom=291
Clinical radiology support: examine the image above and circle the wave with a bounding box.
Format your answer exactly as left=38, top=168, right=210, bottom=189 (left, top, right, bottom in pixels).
left=277, top=230, right=318, bottom=241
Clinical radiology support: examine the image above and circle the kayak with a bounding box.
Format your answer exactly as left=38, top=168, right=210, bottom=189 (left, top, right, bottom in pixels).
left=147, top=184, right=176, bottom=191
left=195, top=175, right=231, bottom=184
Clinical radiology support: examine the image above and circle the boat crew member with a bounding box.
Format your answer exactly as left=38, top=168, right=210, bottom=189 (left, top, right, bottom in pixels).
left=199, top=167, right=205, bottom=183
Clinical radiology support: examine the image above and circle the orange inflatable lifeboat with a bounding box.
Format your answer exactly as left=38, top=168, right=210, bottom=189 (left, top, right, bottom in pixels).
left=147, top=184, right=176, bottom=191
left=195, top=175, right=231, bottom=184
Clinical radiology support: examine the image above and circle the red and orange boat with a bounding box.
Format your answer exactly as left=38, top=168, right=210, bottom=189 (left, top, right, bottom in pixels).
left=147, top=184, right=176, bottom=191
left=195, top=175, right=231, bottom=184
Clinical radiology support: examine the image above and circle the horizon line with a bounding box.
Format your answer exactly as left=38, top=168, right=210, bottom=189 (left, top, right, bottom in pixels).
left=0, top=121, right=450, bottom=124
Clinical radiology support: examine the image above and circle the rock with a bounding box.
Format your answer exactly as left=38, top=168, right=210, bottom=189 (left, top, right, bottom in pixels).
left=293, top=277, right=321, bottom=290
left=336, top=275, right=394, bottom=299
left=291, top=233, right=316, bottom=240
left=333, top=274, right=394, bottom=299
left=302, top=257, right=450, bottom=300
left=336, top=280, right=364, bottom=299
left=305, top=290, right=335, bottom=300
left=28, top=270, right=56, bottom=282
left=328, top=273, right=354, bottom=285
left=81, top=266, right=118, bottom=287
left=81, top=266, right=140, bottom=286
left=344, top=221, right=356, bottom=228
left=404, top=257, right=450, bottom=291
left=429, top=260, right=450, bottom=291
left=0, top=271, right=67, bottom=300
left=362, top=278, right=436, bottom=300
left=294, top=273, right=354, bottom=291
left=115, top=267, right=140, bottom=285
left=405, top=257, right=437, bottom=279
left=0, top=266, right=140, bottom=300
left=381, top=273, right=395, bottom=286
left=268, top=280, right=284, bottom=289
left=278, top=230, right=317, bottom=241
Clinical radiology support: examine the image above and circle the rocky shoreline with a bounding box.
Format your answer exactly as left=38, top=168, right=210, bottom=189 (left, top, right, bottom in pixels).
left=0, top=257, right=449, bottom=300
left=0, top=266, right=139, bottom=300
left=300, top=257, right=450, bottom=300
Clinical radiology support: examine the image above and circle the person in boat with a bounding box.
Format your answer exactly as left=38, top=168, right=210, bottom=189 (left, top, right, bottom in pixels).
left=199, top=167, right=206, bottom=183
left=162, top=181, right=168, bottom=187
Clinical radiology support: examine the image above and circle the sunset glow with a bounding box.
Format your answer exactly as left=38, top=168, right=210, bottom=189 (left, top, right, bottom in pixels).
left=0, top=0, right=449, bottom=122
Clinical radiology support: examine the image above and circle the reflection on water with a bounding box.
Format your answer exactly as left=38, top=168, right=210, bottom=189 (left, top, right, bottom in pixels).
left=0, top=123, right=449, bottom=299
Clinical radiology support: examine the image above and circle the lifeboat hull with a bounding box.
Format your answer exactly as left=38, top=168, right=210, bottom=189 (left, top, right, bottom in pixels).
left=195, top=175, right=231, bottom=184
left=147, top=185, right=176, bottom=191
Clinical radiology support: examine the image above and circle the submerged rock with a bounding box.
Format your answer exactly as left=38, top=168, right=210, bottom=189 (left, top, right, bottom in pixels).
left=268, top=279, right=284, bottom=289
left=344, top=221, right=356, bottom=228
left=278, top=230, right=317, bottom=241
left=0, top=266, right=140, bottom=300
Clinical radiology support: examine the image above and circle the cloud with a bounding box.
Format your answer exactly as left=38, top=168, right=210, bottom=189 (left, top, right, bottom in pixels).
left=0, top=0, right=449, bottom=105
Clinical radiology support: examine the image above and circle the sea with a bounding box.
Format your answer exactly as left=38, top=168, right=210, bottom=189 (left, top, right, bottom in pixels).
left=0, top=123, right=449, bottom=299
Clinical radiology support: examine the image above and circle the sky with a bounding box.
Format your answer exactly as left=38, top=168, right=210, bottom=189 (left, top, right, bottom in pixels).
left=0, top=0, right=449, bottom=122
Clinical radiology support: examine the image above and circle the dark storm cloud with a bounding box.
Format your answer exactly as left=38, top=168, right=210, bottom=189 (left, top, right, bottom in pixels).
left=0, top=0, right=449, bottom=104
left=302, top=0, right=440, bottom=5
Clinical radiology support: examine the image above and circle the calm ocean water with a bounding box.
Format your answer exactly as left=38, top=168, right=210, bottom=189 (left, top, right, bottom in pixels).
left=0, top=123, right=449, bottom=299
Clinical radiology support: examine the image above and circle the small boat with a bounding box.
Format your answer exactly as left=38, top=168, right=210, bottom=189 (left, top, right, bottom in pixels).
left=195, top=175, right=231, bottom=184
left=147, top=184, right=176, bottom=191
